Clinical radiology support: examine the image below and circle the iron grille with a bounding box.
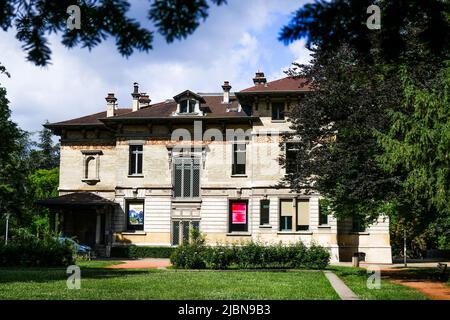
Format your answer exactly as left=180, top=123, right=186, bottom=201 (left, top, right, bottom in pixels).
left=173, top=157, right=200, bottom=198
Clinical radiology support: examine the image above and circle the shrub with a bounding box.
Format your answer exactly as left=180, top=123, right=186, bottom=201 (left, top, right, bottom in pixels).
left=170, top=244, right=206, bottom=269
left=203, top=245, right=233, bottom=269
left=0, top=231, right=74, bottom=267
left=111, top=246, right=174, bottom=258
left=303, top=244, right=331, bottom=269
left=171, top=238, right=330, bottom=270
left=170, top=228, right=207, bottom=269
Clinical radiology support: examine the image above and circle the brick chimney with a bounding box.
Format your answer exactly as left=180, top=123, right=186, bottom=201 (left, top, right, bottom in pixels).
left=138, top=93, right=151, bottom=108
left=253, top=71, right=267, bottom=85
left=222, top=81, right=232, bottom=104
left=131, top=82, right=140, bottom=112
left=105, top=93, right=117, bottom=117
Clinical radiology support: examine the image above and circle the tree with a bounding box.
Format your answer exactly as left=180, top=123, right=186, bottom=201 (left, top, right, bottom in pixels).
left=0, top=0, right=227, bottom=66
left=26, top=167, right=59, bottom=237
left=281, top=45, right=401, bottom=224
left=278, top=0, right=450, bottom=253
left=377, top=64, right=450, bottom=250
left=280, top=0, right=449, bottom=63
left=29, top=121, right=59, bottom=171
left=0, top=63, right=30, bottom=229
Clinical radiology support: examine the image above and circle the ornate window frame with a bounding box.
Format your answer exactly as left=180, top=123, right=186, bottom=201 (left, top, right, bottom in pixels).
left=81, top=150, right=103, bottom=185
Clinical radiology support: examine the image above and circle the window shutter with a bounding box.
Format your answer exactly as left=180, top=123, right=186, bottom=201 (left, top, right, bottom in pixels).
left=297, top=200, right=310, bottom=227
left=280, top=199, right=294, bottom=216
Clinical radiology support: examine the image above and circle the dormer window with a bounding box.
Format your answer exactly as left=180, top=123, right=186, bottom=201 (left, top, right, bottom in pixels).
left=172, top=90, right=206, bottom=116
left=180, top=99, right=196, bottom=114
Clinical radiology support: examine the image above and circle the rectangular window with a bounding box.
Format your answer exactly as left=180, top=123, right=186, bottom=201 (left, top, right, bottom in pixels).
left=180, top=100, right=188, bottom=113
left=173, top=157, right=200, bottom=198
left=180, top=99, right=196, bottom=113
left=260, top=199, right=270, bottom=225
left=352, top=217, right=366, bottom=232
left=280, top=199, right=293, bottom=231
left=319, top=199, right=329, bottom=225
left=129, top=145, right=143, bottom=175
left=271, top=102, right=285, bottom=120
left=296, top=199, right=310, bottom=231
left=126, top=201, right=144, bottom=231
left=285, top=142, right=300, bottom=174
left=229, top=200, right=248, bottom=232
left=171, top=220, right=200, bottom=245
left=232, top=143, right=246, bottom=175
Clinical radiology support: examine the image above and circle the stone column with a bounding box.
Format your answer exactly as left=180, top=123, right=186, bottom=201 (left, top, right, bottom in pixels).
left=95, top=210, right=101, bottom=245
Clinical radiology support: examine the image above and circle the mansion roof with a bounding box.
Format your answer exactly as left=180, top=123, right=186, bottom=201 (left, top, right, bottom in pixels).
left=240, top=76, right=310, bottom=93
left=46, top=74, right=309, bottom=130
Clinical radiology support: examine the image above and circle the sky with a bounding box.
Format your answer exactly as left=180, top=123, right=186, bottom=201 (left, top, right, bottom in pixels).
left=0, top=0, right=312, bottom=135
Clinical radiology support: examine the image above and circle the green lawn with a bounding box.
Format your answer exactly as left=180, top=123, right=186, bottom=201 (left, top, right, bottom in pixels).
left=329, top=266, right=429, bottom=300
left=0, top=263, right=339, bottom=300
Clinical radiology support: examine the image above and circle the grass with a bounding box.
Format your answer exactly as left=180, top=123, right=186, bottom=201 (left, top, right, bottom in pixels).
left=329, top=266, right=429, bottom=300
left=0, top=261, right=339, bottom=300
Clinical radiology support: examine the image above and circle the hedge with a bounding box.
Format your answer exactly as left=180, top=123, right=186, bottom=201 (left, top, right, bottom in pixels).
left=111, top=246, right=175, bottom=258
left=0, top=235, right=74, bottom=267
left=170, top=241, right=331, bottom=270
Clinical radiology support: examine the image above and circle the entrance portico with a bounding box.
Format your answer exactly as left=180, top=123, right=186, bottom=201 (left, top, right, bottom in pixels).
left=37, top=192, right=117, bottom=257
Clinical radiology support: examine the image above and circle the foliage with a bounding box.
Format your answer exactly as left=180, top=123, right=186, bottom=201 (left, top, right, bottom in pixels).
left=171, top=239, right=330, bottom=270
left=281, top=45, right=400, bottom=223
left=377, top=65, right=450, bottom=252
left=0, top=0, right=227, bottom=66
left=0, top=65, right=59, bottom=235
left=0, top=229, right=74, bottom=267
left=278, top=0, right=450, bottom=252
left=28, top=122, right=59, bottom=171
left=169, top=228, right=207, bottom=269
left=0, top=68, right=30, bottom=229
left=110, top=246, right=175, bottom=259
left=280, top=0, right=450, bottom=62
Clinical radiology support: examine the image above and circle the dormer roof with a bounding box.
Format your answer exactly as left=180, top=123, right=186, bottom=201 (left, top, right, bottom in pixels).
left=172, top=90, right=206, bottom=103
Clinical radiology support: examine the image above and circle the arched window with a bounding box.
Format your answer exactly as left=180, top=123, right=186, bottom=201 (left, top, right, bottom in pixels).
left=85, top=156, right=96, bottom=179
left=81, top=150, right=102, bottom=184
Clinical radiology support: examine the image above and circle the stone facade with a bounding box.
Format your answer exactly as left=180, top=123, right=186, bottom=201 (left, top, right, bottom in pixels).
left=48, top=74, right=392, bottom=263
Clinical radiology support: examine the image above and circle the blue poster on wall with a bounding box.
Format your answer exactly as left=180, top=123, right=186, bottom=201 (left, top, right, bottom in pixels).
left=128, top=203, right=144, bottom=225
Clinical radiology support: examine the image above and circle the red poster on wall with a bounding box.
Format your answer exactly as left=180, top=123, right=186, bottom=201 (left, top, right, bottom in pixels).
left=232, top=202, right=247, bottom=224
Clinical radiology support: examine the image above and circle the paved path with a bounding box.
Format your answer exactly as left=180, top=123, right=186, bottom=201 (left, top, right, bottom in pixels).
left=323, top=271, right=359, bottom=300
left=105, top=258, right=171, bottom=269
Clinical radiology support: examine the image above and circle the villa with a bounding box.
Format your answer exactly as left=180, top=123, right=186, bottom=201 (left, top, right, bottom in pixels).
left=39, top=72, right=392, bottom=263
